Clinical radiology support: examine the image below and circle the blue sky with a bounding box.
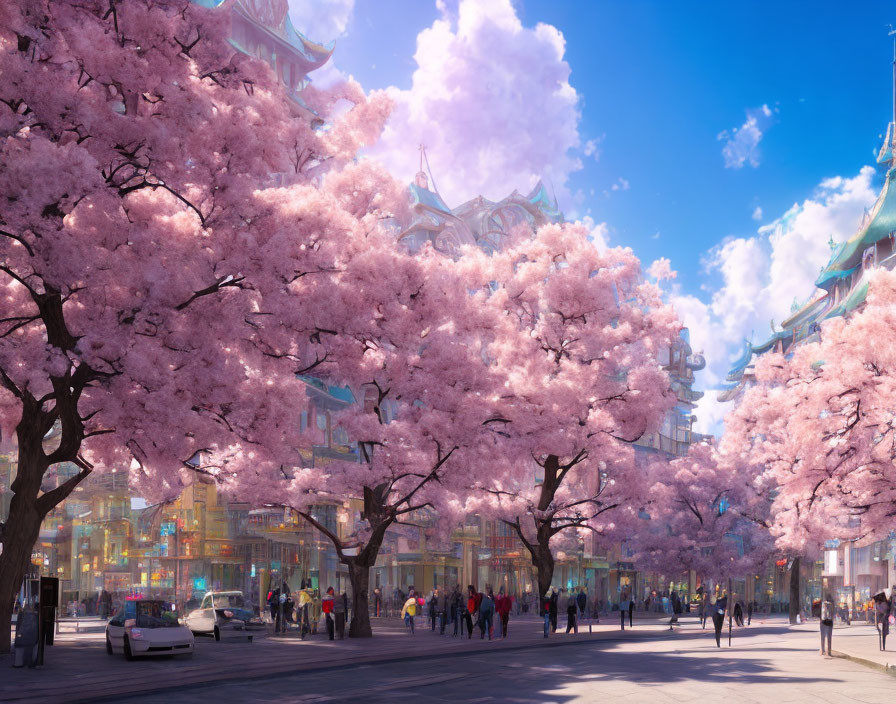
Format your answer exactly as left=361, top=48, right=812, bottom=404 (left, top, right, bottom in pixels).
left=291, top=0, right=895, bottom=432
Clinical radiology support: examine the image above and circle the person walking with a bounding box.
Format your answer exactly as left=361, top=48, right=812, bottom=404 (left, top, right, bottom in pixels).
left=495, top=587, right=511, bottom=639
left=453, top=585, right=464, bottom=637
left=479, top=589, right=495, bottom=640
left=464, top=585, right=478, bottom=639
left=875, top=596, right=890, bottom=651
left=576, top=588, right=587, bottom=624
left=436, top=587, right=449, bottom=635
left=401, top=594, right=418, bottom=635
left=747, top=600, right=754, bottom=626
left=669, top=591, right=682, bottom=630
left=565, top=590, right=578, bottom=634
left=620, top=592, right=628, bottom=631
left=628, top=594, right=635, bottom=628
left=820, top=593, right=834, bottom=656
left=542, top=587, right=555, bottom=639
left=712, top=594, right=728, bottom=648
left=733, top=600, right=744, bottom=627
left=323, top=587, right=335, bottom=640
left=334, top=590, right=347, bottom=639
left=549, top=588, right=559, bottom=633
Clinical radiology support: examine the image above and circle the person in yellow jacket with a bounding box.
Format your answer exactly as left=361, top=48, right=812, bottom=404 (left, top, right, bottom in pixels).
left=401, top=596, right=418, bottom=634
left=297, top=588, right=313, bottom=640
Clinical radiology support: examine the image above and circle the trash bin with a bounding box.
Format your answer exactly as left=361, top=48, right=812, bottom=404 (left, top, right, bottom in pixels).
left=13, top=609, right=39, bottom=668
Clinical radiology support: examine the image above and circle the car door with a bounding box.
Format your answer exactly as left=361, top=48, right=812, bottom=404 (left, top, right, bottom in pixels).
left=198, top=594, right=215, bottom=632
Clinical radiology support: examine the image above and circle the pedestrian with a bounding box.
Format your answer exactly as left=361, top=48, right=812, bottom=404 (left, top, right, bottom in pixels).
left=549, top=588, right=559, bottom=633
left=542, top=587, right=554, bottom=639
left=619, top=592, right=628, bottom=631
left=576, top=588, right=587, bottom=623
left=401, top=594, right=418, bottom=634
left=427, top=589, right=437, bottom=631
left=670, top=591, right=682, bottom=630
left=464, top=585, right=478, bottom=639
left=437, top=587, right=450, bottom=635
left=712, top=594, right=728, bottom=648
left=268, top=586, right=282, bottom=632
left=323, top=587, right=335, bottom=640
left=479, top=588, right=495, bottom=640
left=747, top=600, right=753, bottom=626
left=820, top=593, right=834, bottom=656
left=565, top=590, right=578, bottom=634
left=298, top=587, right=313, bottom=639
left=628, top=594, right=635, bottom=627
left=875, top=596, right=890, bottom=651
left=700, top=591, right=710, bottom=629
left=495, top=587, right=511, bottom=638
left=453, top=585, right=464, bottom=637
left=334, top=590, right=347, bottom=639
left=733, top=600, right=744, bottom=627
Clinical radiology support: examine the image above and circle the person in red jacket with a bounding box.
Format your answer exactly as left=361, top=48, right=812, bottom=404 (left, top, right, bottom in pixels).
left=495, top=587, right=511, bottom=639
left=464, top=585, right=479, bottom=640
left=322, top=587, right=335, bottom=640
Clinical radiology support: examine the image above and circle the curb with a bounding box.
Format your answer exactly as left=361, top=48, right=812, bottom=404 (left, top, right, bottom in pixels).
left=831, top=649, right=896, bottom=677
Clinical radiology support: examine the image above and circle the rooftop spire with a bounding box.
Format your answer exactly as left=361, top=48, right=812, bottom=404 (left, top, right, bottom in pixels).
left=890, top=27, right=896, bottom=137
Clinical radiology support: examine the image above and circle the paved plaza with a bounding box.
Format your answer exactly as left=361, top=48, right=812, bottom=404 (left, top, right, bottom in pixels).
left=2, top=615, right=893, bottom=703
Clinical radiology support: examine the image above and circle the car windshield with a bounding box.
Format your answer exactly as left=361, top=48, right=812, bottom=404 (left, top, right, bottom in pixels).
left=215, top=594, right=247, bottom=609
left=135, top=601, right=180, bottom=628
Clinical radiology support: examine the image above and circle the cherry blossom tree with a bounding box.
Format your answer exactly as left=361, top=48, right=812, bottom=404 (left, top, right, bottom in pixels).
left=462, top=223, right=681, bottom=597
left=225, top=225, right=508, bottom=637
left=0, top=0, right=391, bottom=651
left=632, top=442, right=774, bottom=587
left=724, top=269, right=896, bottom=619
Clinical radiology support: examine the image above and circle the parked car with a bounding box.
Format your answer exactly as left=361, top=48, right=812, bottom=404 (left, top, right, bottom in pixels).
left=184, top=591, right=265, bottom=641
left=106, top=599, right=194, bottom=660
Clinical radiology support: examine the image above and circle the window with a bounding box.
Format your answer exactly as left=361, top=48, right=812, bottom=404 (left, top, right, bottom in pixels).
left=200, top=595, right=212, bottom=610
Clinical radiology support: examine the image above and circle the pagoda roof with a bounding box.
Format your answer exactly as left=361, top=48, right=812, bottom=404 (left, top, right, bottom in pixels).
left=780, top=292, right=829, bottom=330
left=816, top=167, right=896, bottom=286
left=193, top=0, right=334, bottom=72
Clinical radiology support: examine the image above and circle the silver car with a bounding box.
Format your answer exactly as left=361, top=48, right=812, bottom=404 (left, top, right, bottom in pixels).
left=184, top=591, right=264, bottom=641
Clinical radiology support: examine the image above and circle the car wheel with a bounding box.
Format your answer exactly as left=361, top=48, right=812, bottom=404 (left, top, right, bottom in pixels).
left=123, top=635, right=134, bottom=661
left=106, top=634, right=113, bottom=655
left=213, top=626, right=220, bottom=642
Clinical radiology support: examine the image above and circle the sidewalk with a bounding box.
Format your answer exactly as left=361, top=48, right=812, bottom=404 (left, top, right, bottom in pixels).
left=792, top=619, right=896, bottom=675
left=1, top=614, right=769, bottom=703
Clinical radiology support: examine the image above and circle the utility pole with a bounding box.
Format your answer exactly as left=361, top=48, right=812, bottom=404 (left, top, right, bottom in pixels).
left=728, top=577, right=733, bottom=647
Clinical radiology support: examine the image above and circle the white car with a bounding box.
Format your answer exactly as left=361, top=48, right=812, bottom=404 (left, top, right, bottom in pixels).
left=106, top=599, right=194, bottom=660
left=184, top=591, right=265, bottom=641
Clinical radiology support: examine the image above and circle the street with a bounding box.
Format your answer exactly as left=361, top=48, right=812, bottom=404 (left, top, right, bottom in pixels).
left=109, top=623, right=892, bottom=704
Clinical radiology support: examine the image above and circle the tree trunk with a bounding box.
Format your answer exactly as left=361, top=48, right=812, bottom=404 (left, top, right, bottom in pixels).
left=788, top=556, right=801, bottom=624
left=529, top=540, right=555, bottom=599
left=346, top=558, right=372, bottom=638
left=0, top=461, right=45, bottom=654
left=0, top=409, right=48, bottom=653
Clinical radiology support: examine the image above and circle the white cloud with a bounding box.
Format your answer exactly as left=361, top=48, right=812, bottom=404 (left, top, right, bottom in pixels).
left=718, top=104, right=775, bottom=169
left=288, top=0, right=355, bottom=44
left=674, top=166, right=877, bottom=435
left=583, top=134, right=605, bottom=161
left=581, top=215, right=609, bottom=250
left=611, top=177, right=630, bottom=192
left=752, top=205, right=763, bottom=221
left=367, top=0, right=583, bottom=208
